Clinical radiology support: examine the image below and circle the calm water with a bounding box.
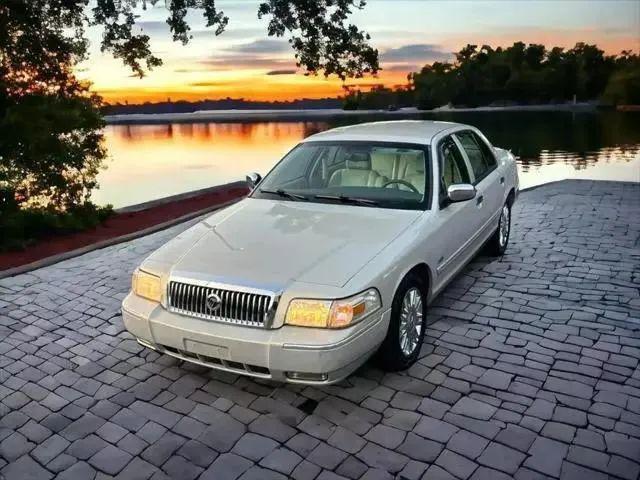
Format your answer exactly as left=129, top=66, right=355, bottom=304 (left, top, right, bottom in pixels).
left=95, top=111, right=640, bottom=208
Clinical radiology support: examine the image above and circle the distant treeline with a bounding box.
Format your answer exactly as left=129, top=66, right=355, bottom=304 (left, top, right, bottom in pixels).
left=101, top=97, right=342, bottom=115
left=344, top=42, right=640, bottom=110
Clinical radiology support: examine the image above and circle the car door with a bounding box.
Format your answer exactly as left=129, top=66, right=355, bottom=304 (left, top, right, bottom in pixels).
left=453, top=130, right=503, bottom=243
left=429, top=135, right=481, bottom=291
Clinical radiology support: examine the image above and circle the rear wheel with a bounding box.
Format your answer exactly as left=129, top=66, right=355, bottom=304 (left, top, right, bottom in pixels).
left=376, top=272, right=427, bottom=371
left=487, top=201, right=511, bottom=256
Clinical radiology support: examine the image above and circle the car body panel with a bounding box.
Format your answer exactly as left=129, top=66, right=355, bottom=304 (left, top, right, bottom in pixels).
left=122, top=120, right=519, bottom=384
left=169, top=197, right=421, bottom=290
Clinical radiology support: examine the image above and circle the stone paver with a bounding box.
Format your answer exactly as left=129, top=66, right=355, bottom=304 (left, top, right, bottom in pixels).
left=1, top=180, right=639, bottom=479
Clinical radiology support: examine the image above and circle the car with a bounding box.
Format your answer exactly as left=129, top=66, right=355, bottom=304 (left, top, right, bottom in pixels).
left=122, top=120, right=519, bottom=384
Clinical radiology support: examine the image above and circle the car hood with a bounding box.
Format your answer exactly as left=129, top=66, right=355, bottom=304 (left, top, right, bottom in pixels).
left=159, top=198, right=421, bottom=289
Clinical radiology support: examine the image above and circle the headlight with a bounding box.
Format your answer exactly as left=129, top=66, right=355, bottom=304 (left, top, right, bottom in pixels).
left=285, top=289, right=381, bottom=329
left=132, top=269, right=162, bottom=303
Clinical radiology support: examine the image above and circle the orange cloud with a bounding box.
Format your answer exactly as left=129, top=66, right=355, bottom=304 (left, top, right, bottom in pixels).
left=90, top=25, right=638, bottom=104
left=97, top=70, right=410, bottom=104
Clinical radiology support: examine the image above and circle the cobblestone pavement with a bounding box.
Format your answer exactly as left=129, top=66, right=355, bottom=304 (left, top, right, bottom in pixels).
left=1, top=180, right=639, bottom=480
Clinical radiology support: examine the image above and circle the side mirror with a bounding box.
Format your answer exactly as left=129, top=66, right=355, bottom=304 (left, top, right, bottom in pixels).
left=246, top=172, right=262, bottom=189
left=447, top=184, right=476, bottom=203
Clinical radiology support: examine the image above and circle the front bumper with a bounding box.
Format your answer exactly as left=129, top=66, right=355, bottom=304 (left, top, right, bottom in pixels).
left=122, top=292, right=390, bottom=384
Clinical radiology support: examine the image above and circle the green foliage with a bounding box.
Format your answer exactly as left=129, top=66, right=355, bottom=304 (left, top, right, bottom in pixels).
left=1, top=0, right=378, bottom=251
left=346, top=42, right=637, bottom=110
left=411, top=42, right=637, bottom=109
left=342, top=91, right=361, bottom=110
left=342, top=84, right=414, bottom=110
left=1, top=1, right=108, bottom=216
left=413, top=62, right=457, bottom=110
left=258, top=0, right=379, bottom=79
left=602, top=51, right=640, bottom=105
left=0, top=198, right=114, bottom=252
left=91, top=0, right=378, bottom=80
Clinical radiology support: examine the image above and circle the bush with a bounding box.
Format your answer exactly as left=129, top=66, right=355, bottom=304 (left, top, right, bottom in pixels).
left=0, top=202, right=114, bottom=252
left=602, top=67, right=640, bottom=105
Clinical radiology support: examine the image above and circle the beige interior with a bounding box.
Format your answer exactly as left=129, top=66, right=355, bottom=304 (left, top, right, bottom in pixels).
left=328, top=149, right=425, bottom=193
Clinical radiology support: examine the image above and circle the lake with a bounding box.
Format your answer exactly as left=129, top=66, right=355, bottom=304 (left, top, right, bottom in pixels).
left=94, top=111, right=640, bottom=208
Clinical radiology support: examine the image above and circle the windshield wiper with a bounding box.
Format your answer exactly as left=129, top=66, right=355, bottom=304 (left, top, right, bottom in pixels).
left=259, top=188, right=308, bottom=201
left=314, top=194, right=379, bottom=206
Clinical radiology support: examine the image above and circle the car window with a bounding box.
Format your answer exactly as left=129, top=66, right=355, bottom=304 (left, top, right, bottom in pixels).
left=254, top=141, right=431, bottom=210
left=455, top=131, right=496, bottom=180
left=308, top=146, right=340, bottom=188
left=477, top=134, right=497, bottom=168
left=439, top=137, right=471, bottom=204
left=268, top=145, right=318, bottom=186
left=440, top=137, right=470, bottom=188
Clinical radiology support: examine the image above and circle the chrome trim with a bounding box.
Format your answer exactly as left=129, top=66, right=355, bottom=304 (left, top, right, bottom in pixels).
left=447, top=184, right=476, bottom=203
left=399, top=287, right=423, bottom=356
left=167, top=278, right=280, bottom=328
left=136, top=338, right=158, bottom=351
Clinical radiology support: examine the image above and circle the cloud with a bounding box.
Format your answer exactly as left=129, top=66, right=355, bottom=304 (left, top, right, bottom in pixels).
left=227, top=39, right=290, bottom=54
left=192, top=27, right=265, bottom=40
left=198, top=56, right=295, bottom=71
left=189, top=81, right=229, bottom=87
left=381, top=44, right=452, bottom=63
left=343, top=82, right=386, bottom=90
left=384, top=63, right=423, bottom=72
left=136, top=20, right=169, bottom=34
left=266, top=69, right=297, bottom=75
left=174, top=67, right=209, bottom=73
left=191, top=39, right=295, bottom=72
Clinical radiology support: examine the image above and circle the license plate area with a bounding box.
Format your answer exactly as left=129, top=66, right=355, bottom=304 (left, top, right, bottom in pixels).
left=184, top=339, right=230, bottom=359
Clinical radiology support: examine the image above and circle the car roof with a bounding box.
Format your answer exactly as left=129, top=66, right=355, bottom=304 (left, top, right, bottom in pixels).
left=302, top=120, right=468, bottom=146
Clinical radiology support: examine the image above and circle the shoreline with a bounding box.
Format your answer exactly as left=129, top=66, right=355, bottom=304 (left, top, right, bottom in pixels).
left=0, top=182, right=249, bottom=279
left=104, top=103, right=602, bottom=125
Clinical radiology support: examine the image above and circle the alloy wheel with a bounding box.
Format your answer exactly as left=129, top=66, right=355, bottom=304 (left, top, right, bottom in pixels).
left=499, top=204, right=510, bottom=248
left=399, top=287, right=423, bottom=356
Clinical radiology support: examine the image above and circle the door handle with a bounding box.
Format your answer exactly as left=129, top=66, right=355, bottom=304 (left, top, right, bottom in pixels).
left=476, top=195, right=484, bottom=206
left=500, top=176, right=505, bottom=185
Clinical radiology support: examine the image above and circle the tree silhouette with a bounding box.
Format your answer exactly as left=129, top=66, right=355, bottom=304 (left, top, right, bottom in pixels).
left=1, top=0, right=379, bottom=200
left=0, top=0, right=378, bottom=249
left=347, top=42, right=637, bottom=110
left=94, top=0, right=379, bottom=79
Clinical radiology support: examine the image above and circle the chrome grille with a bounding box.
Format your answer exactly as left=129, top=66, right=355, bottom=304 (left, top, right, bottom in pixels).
left=167, top=281, right=275, bottom=327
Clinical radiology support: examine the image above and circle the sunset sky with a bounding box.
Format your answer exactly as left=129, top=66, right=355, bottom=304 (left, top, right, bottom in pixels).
left=80, top=0, right=640, bottom=104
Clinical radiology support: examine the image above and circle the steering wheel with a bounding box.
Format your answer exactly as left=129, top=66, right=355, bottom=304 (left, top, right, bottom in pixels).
left=382, top=179, right=420, bottom=194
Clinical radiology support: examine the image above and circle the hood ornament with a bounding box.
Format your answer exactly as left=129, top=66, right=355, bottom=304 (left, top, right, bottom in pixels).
left=206, top=293, right=222, bottom=313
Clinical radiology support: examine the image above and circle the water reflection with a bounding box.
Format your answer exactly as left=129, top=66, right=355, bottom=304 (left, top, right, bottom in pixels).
left=94, top=112, right=640, bottom=208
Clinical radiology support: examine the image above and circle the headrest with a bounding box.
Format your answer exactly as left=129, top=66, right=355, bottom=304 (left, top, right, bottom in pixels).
left=346, top=151, right=371, bottom=169
left=401, top=152, right=425, bottom=174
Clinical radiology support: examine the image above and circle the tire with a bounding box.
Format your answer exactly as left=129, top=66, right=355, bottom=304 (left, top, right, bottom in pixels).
left=376, top=272, right=427, bottom=371
left=487, top=201, right=511, bottom=256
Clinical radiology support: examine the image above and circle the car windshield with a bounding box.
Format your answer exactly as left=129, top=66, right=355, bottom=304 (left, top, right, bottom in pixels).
left=252, top=141, right=430, bottom=210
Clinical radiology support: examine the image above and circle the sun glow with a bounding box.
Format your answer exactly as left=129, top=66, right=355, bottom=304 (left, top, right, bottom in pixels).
left=76, top=0, right=638, bottom=104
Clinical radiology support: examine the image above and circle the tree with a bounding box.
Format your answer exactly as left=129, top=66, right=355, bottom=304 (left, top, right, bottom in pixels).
left=410, top=41, right=631, bottom=109
left=602, top=51, right=640, bottom=105
left=1, top=0, right=378, bottom=249
left=94, top=0, right=379, bottom=80
left=1, top=0, right=378, bottom=212
left=1, top=1, right=106, bottom=211
left=412, top=62, right=457, bottom=110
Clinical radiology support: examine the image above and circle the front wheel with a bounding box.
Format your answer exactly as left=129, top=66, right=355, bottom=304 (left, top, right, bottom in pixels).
left=376, top=273, right=427, bottom=371
left=487, top=201, right=511, bottom=256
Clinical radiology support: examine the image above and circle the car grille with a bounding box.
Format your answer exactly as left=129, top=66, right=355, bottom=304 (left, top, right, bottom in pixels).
left=167, top=281, right=276, bottom=327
